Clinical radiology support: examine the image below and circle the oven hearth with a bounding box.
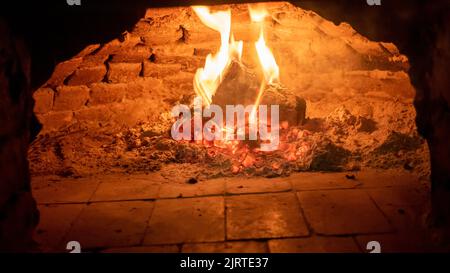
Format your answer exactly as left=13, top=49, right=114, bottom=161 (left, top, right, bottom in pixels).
left=29, top=2, right=428, bottom=181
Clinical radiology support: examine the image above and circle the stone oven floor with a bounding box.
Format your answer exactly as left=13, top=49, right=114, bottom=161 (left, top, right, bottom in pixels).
left=31, top=168, right=447, bottom=253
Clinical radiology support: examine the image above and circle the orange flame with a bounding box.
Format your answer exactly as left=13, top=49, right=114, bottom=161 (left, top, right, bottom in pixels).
left=249, top=6, right=279, bottom=84
left=249, top=6, right=280, bottom=84
left=192, top=6, right=243, bottom=106
left=192, top=5, right=281, bottom=139
left=248, top=6, right=280, bottom=123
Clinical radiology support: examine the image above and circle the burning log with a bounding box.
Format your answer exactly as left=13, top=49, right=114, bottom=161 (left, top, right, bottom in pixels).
left=260, top=84, right=306, bottom=126
left=212, top=61, right=258, bottom=108
left=212, top=60, right=306, bottom=126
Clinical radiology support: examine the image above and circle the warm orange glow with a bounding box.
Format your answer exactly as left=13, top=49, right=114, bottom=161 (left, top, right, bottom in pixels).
left=192, top=6, right=243, bottom=106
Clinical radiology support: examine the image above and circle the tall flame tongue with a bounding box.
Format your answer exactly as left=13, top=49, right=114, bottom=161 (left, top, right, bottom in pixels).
left=192, top=6, right=243, bottom=106
left=251, top=16, right=279, bottom=84
left=192, top=5, right=281, bottom=151
left=249, top=6, right=280, bottom=123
